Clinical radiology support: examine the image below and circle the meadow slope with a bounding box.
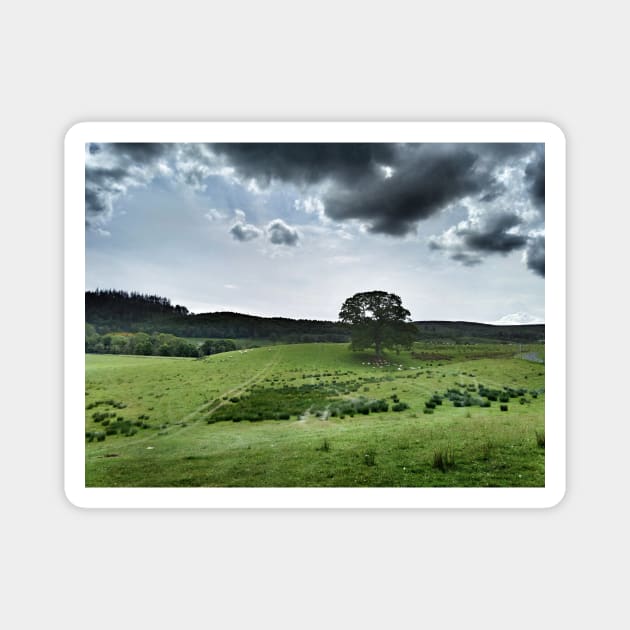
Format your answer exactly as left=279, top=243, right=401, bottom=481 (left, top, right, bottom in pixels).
left=85, top=342, right=545, bottom=487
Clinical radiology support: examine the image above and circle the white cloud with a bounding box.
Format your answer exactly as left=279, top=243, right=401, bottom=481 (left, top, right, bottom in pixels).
left=294, top=196, right=329, bottom=223
left=205, top=208, right=227, bottom=221
left=267, top=218, right=300, bottom=246
left=229, top=209, right=263, bottom=242
left=488, top=312, right=544, bottom=325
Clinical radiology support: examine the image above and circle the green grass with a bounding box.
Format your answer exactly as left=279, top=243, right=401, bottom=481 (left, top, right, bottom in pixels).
left=85, top=342, right=545, bottom=487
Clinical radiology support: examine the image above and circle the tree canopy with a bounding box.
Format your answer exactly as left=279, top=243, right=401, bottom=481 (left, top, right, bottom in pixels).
left=338, top=291, right=417, bottom=357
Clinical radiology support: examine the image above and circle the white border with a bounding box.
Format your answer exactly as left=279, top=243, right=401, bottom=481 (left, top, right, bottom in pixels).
left=65, top=122, right=565, bottom=508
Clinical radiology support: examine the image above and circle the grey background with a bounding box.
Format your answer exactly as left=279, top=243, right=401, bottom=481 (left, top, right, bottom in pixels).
left=2, top=1, right=627, bottom=628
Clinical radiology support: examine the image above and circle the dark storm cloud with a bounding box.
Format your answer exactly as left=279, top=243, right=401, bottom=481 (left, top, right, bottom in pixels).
left=229, top=222, right=262, bottom=242
left=85, top=186, right=112, bottom=219
left=525, top=148, right=545, bottom=212
left=229, top=211, right=263, bottom=242
left=476, top=143, right=538, bottom=160
left=84, top=142, right=544, bottom=277
left=267, top=219, right=300, bottom=246
left=208, top=143, right=397, bottom=187
left=324, top=145, right=490, bottom=235
left=451, top=252, right=483, bottom=267
left=429, top=211, right=529, bottom=268
left=86, top=141, right=543, bottom=236
left=85, top=144, right=173, bottom=227
left=107, top=143, right=171, bottom=163
left=459, top=213, right=527, bottom=253
left=525, top=234, right=545, bottom=277
left=208, top=143, right=542, bottom=238
left=84, top=164, right=133, bottom=223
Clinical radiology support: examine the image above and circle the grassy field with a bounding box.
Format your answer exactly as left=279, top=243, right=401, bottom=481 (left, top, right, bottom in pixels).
left=85, top=342, right=545, bottom=487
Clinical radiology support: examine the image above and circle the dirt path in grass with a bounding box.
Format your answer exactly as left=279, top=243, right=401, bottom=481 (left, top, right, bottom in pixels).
left=185, top=352, right=282, bottom=422
left=88, top=349, right=283, bottom=454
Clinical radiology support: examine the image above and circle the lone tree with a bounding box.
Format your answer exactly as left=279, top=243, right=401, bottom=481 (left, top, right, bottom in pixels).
left=338, top=291, right=417, bottom=358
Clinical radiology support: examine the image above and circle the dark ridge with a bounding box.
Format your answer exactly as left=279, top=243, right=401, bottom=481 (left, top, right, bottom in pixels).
left=86, top=290, right=544, bottom=344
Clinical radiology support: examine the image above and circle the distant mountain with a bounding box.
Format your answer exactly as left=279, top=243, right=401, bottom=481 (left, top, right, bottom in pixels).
left=86, top=290, right=544, bottom=344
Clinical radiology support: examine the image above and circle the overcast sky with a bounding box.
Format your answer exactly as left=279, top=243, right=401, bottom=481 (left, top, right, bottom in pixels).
left=85, top=142, right=544, bottom=323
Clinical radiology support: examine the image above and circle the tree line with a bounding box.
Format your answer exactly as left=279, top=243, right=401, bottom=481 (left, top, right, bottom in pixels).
left=85, top=325, right=237, bottom=358
left=86, top=290, right=350, bottom=342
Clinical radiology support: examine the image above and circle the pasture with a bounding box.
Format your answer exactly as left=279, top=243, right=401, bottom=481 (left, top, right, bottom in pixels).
left=85, top=342, right=545, bottom=487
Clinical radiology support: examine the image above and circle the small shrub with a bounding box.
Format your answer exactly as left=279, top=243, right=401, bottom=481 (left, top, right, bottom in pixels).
left=369, top=400, right=389, bottom=413
left=316, top=439, right=331, bottom=452
left=392, top=402, right=409, bottom=412
left=423, top=408, right=434, bottom=414
left=433, top=447, right=455, bottom=472
left=500, top=404, right=508, bottom=412
left=535, top=429, right=545, bottom=448
left=364, top=451, right=376, bottom=466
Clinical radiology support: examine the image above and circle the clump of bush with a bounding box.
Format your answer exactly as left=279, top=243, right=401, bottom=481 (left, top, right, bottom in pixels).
left=535, top=429, right=545, bottom=448
left=392, top=402, right=409, bottom=412
left=433, top=447, right=455, bottom=472
left=500, top=404, right=508, bottom=412
left=92, top=411, right=116, bottom=423
left=364, top=450, right=376, bottom=466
